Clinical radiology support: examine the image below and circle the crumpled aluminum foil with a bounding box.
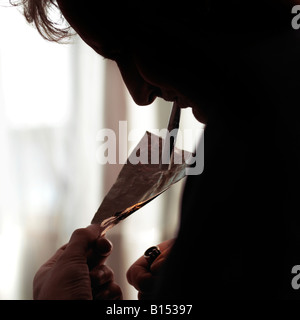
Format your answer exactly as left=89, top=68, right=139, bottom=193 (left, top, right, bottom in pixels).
left=91, top=131, right=192, bottom=236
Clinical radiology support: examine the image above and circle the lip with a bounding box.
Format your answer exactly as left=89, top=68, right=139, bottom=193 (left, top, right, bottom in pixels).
left=161, top=95, right=181, bottom=105
left=174, top=97, right=189, bottom=109
left=159, top=93, right=175, bottom=103
left=158, top=92, right=189, bottom=109
left=178, top=104, right=189, bottom=109
left=156, top=89, right=176, bottom=102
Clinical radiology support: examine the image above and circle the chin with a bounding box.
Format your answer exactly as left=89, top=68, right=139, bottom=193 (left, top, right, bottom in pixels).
left=192, top=107, right=207, bottom=124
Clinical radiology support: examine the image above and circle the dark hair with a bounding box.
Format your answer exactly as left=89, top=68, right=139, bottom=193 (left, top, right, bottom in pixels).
left=10, top=0, right=293, bottom=44
left=10, top=0, right=73, bottom=42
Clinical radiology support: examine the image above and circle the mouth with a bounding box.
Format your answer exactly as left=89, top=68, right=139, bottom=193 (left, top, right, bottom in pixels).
left=159, top=94, right=189, bottom=109
left=158, top=91, right=206, bottom=123
left=155, top=88, right=190, bottom=109
left=174, top=97, right=189, bottom=109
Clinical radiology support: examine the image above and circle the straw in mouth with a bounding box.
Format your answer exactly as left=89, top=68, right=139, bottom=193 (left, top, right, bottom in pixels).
left=160, top=101, right=181, bottom=170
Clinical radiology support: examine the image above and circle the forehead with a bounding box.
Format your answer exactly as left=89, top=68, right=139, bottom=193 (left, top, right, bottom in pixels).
left=56, top=1, right=187, bottom=59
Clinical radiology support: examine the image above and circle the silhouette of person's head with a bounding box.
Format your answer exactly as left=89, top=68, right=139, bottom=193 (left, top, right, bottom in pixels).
left=56, top=1, right=216, bottom=123
left=15, top=0, right=293, bottom=123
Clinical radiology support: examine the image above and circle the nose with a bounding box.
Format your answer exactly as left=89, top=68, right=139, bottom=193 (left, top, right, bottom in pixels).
left=117, top=60, right=160, bottom=106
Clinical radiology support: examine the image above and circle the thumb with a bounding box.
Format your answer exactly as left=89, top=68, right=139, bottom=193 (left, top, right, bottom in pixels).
left=63, top=225, right=102, bottom=259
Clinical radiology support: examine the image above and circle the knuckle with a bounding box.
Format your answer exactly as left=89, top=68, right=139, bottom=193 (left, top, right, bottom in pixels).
left=71, top=228, right=88, bottom=239
left=90, top=264, right=114, bottom=287
left=69, top=227, right=95, bottom=245
left=94, top=282, right=123, bottom=300
left=100, top=264, right=113, bottom=275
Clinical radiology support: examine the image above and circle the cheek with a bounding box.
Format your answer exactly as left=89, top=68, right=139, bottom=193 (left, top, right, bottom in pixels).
left=134, top=51, right=181, bottom=92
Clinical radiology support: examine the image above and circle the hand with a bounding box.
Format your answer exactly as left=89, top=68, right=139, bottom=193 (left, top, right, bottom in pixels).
left=126, top=239, right=175, bottom=300
left=33, top=225, right=123, bottom=300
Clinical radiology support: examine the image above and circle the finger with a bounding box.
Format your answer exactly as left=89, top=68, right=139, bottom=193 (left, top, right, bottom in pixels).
left=93, top=282, right=123, bottom=300
left=90, top=265, right=114, bottom=288
left=126, top=255, right=147, bottom=284
left=87, top=237, right=113, bottom=269
left=127, top=258, right=157, bottom=292
left=126, top=254, right=149, bottom=284
left=33, top=243, right=68, bottom=294
left=150, top=246, right=173, bottom=274
left=95, top=237, right=113, bottom=255
left=62, top=225, right=102, bottom=259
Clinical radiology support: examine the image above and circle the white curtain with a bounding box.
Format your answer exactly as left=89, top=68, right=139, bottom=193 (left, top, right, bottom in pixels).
left=0, top=5, right=203, bottom=299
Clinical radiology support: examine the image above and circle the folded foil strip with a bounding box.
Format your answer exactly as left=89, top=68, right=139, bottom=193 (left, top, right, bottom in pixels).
left=91, top=131, right=192, bottom=236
